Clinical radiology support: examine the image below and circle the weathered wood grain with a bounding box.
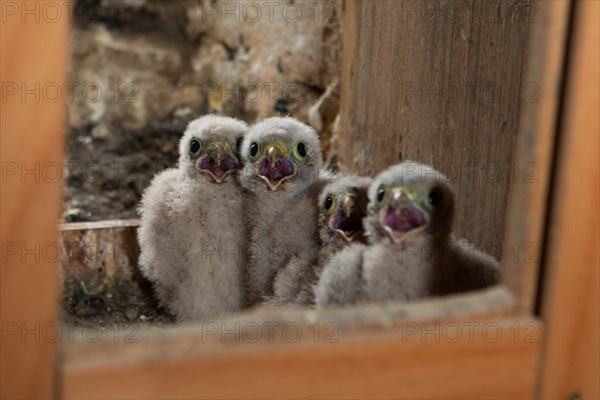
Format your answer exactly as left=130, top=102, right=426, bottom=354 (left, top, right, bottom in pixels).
left=337, top=0, right=532, bottom=259
left=501, top=0, right=571, bottom=315
left=58, top=220, right=171, bottom=325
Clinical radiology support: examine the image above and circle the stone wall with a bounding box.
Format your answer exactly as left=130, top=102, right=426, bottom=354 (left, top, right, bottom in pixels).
left=64, top=0, right=341, bottom=221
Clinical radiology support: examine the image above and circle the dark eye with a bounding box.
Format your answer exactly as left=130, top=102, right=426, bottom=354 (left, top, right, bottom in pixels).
left=296, top=142, right=307, bottom=158
left=190, top=139, right=201, bottom=154
left=324, top=195, right=333, bottom=211
left=428, top=187, right=443, bottom=207
left=250, top=142, right=258, bottom=158
left=377, top=186, right=385, bottom=203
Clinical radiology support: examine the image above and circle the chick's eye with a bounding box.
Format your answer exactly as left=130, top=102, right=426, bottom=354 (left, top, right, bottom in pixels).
left=377, top=186, right=386, bottom=203
left=250, top=142, right=259, bottom=158
left=190, top=139, right=201, bottom=155
left=292, top=142, right=306, bottom=161
left=295, top=142, right=307, bottom=159
left=324, top=195, right=333, bottom=211
left=428, top=187, right=443, bottom=207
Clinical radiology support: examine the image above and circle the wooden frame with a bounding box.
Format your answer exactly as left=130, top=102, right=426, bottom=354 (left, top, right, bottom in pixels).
left=0, top=3, right=69, bottom=398
left=63, top=316, right=541, bottom=399
left=537, top=1, right=599, bottom=397
left=1, top=0, right=598, bottom=399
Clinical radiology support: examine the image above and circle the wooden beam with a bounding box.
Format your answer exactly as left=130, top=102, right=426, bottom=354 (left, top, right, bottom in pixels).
left=337, top=0, right=530, bottom=259
left=63, top=318, right=540, bottom=399
left=538, top=0, right=600, bottom=398
left=0, top=2, right=70, bottom=398
left=501, top=0, right=571, bottom=315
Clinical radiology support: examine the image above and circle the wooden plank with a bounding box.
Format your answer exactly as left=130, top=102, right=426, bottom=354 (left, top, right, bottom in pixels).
left=60, top=219, right=140, bottom=231
left=0, top=2, right=70, bottom=398
left=63, top=318, right=540, bottom=399
left=337, top=0, right=530, bottom=259
left=58, top=219, right=172, bottom=325
left=501, top=0, right=571, bottom=315
left=538, top=0, right=600, bottom=398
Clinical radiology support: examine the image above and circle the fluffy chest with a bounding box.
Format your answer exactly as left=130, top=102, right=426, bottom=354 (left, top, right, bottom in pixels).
left=168, top=178, right=245, bottom=243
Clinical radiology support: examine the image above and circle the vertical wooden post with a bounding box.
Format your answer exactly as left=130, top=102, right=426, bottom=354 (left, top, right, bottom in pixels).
left=538, top=0, right=600, bottom=398
left=337, top=0, right=530, bottom=258
left=0, top=1, right=69, bottom=397
left=501, top=0, right=571, bottom=315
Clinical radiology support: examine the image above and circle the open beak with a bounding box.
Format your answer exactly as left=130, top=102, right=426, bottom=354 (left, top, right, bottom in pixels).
left=328, top=194, right=365, bottom=242
left=379, top=188, right=428, bottom=243
left=256, top=144, right=297, bottom=191
left=195, top=142, right=240, bottom=183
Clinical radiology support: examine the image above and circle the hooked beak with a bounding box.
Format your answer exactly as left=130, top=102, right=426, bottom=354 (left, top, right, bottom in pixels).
left=267, top=145, right=279, bottom=162
left=195, top=142, right=240, bottom=183
left=379, top=188, right=428, bottom=244
left=256, top=144, right=297, bottom=191
left=341, top=194, right=355, bottom=218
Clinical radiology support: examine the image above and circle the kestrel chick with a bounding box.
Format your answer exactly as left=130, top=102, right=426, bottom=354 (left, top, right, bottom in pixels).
left=316, top=161, right=500, bottom=306
left=239, top=117, right=331, bottom=304
left=137, top=115, right=248, bottom=321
